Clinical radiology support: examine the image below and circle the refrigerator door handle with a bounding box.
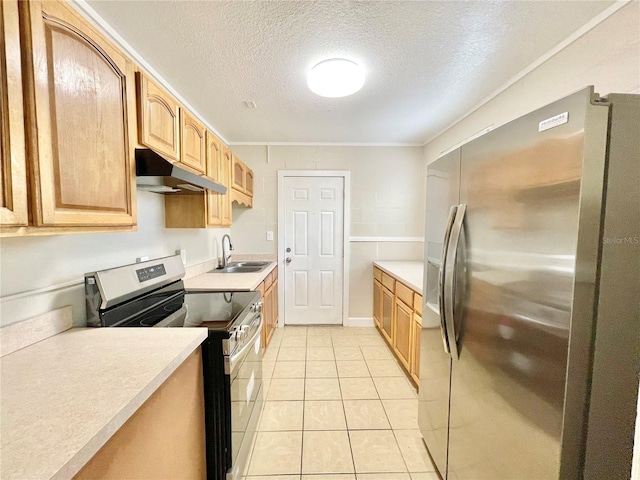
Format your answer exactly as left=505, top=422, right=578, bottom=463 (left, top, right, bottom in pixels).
left=444, top=203, right=466, bottom=360
left=438, top=205, right=458, bottom=355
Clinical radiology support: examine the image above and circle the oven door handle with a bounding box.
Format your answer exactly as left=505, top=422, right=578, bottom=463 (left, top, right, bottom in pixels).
left=226, top=316, right=262, bottom=376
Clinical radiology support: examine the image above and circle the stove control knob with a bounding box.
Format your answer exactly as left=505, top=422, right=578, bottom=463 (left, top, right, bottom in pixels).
left=231, top=325, right=245, bottom=341
left=251, top=302, right=263, bottom=313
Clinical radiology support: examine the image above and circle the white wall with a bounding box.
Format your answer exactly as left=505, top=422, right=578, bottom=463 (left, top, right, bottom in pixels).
left=0, top=192, right=228, bottom=327
left=230, top=145, right=426, bottom=320
left=424, top=1, right=640, bottom=164
left=422, top=3, right=640, bottom=478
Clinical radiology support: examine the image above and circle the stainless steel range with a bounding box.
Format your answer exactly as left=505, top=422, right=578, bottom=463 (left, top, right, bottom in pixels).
left=85, top=255, right=263, bottom=480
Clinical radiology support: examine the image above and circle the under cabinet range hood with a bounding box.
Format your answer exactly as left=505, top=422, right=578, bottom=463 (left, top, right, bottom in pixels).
left=135, top=149, right=227, bottom=194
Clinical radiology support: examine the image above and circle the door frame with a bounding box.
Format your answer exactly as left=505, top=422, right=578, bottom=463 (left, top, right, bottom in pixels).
left=277, top=170, right=350, bottom=327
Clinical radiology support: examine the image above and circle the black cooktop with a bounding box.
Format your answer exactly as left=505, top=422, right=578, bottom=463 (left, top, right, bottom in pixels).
left=100, top=280, right=259, bottom=330
left=182, top=291, right=259, bottom=329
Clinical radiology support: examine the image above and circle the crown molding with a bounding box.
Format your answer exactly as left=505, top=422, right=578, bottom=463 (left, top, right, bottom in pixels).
left=422, top=0, right=632, bottom=147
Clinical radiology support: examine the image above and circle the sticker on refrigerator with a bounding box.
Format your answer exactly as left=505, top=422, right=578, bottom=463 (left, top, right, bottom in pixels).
left=539, top=112, right=568, bottom=132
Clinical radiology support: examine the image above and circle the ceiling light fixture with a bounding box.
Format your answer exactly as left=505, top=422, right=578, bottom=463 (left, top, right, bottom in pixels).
left=307, top=58, right=365, bottom=98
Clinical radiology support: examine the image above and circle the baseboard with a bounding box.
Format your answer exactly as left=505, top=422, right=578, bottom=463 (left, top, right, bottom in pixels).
left=344, top=317, right=375, bottom=327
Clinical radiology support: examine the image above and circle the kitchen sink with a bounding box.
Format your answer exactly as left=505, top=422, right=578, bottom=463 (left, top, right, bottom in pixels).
left=208, top=261, right=271, bottom=274
left=230, top=261, right=271, bottom=267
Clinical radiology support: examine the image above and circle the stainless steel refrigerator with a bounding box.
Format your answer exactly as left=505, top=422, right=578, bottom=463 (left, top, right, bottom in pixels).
left=419, top=87, right=639, bottom=480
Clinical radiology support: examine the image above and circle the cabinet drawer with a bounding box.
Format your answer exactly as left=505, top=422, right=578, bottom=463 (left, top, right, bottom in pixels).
left=396, top=281, right=414, bottom=308
left=373, top=267, right=382, bottom=282
left=381, top=272, right=395, bottom=292
left=414, top=293, right=423, bottom=315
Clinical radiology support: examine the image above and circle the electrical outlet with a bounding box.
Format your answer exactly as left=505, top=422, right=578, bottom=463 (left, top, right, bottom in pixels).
left=266, top=230, right=274, bottom=241
left=176, top=249, right=187, bottom=265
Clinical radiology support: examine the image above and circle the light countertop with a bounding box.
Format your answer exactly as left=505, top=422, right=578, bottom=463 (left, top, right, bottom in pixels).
left=374, top=261, right=424, bottom=294
left=184, top=262, right=277, bottom=292
left=0, top=327, right=208, bottom=480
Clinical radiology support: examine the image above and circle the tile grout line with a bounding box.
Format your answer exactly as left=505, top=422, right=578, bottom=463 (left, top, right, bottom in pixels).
left=299, top=328, right=307, bottom=476
left=335, top=337, right=358, bottom=476
left=254, top=326, right=419, bottom=478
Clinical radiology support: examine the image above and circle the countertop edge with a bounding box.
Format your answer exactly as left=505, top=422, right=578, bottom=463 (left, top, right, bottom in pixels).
left=373, top=261, right=424, bottom=294
left=52, top=328, right=209, bottom=480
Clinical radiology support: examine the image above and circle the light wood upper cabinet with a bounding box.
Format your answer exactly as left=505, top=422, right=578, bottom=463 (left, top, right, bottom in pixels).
left=245, top=169, right=254, bottom=196
left=0, top=0, right=28, bottom=227
left=164, top=140, right=232, bottom=229
left=136, top=72, right=180, bottom=161
left=220, top=146, right=233, bottom=226
left=21, top=0, right=136, bottom=227
left=180, top=110, right=206, bottom=174
left=231, top=154, right=254, bottom=207
left=205, top=132, right=222, bottom=226
left=232, top=155, right=246, bottom=192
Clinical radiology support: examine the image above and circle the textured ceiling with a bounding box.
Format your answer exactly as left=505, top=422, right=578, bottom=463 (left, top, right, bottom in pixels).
left=86, top=0, right=615, bottom=144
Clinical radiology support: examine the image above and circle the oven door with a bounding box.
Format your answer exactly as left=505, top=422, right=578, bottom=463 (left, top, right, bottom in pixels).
left=228, top=313, right=263, bottom=479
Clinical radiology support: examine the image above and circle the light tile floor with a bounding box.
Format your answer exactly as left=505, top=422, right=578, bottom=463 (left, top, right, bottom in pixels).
left=244, top=326, right=438, bottom=480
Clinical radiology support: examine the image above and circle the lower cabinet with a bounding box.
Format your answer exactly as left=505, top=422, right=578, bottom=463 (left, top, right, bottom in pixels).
left=373, top=266, right=423, bottom=388
left=381, top=286, right=394, bottom=344
left=257, top=268, right=278, bottom=349
left=74, top=350, right=206, bottom=479
left=264, top=283, right=273, bottom=347
left=373, top=279, right=382, bottom=329
left=272, top=273, right=279, bottom=328
left=411, top=313, right=422, bottom=385
left=394, top=298, right=412, bottom=371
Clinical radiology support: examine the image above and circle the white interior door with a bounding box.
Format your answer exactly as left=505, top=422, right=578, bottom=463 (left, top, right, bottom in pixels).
left=283, top=176, right=344, bottom=325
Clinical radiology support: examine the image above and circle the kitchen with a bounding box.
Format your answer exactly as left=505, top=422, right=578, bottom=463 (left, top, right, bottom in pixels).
left=1, top=1, right=639, bottom=479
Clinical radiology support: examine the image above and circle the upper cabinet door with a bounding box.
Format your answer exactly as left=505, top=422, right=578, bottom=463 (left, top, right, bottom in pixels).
left=0, top=0, right=28, bottom=226
left=220, top=146, right=232, bottom=226
left=206, top=131, right=221, bottom=226
left=245, top=168, right=254, bottom=196
left=137, top=72, right=180, bottom=161
left=206, top=131, right=221, bottom=181
left=232, top=155, right=246, bottom=192
left=23, top=0, right=136, bottom=227
left=180, top=110, right=206, bottom=174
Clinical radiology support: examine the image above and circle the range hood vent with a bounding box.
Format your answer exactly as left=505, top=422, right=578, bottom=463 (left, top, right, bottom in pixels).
left=135, top=149, right=227, bottom=195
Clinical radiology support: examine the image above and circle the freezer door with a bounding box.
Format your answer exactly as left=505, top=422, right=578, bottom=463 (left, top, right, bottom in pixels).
left=448, top=88, right=594, bottom=479
left=419, top=148, right=460, bottom=478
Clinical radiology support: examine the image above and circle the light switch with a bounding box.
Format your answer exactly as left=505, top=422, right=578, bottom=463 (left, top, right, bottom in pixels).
left=266, top=230, right=274, bottom=241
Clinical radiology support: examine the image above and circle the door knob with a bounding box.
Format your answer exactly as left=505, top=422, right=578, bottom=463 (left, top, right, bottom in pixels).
left=285, top=257, right=292, bottom=264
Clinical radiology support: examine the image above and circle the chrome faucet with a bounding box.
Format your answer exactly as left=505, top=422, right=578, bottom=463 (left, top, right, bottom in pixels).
left=221, top=234, right=234, bottom=268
